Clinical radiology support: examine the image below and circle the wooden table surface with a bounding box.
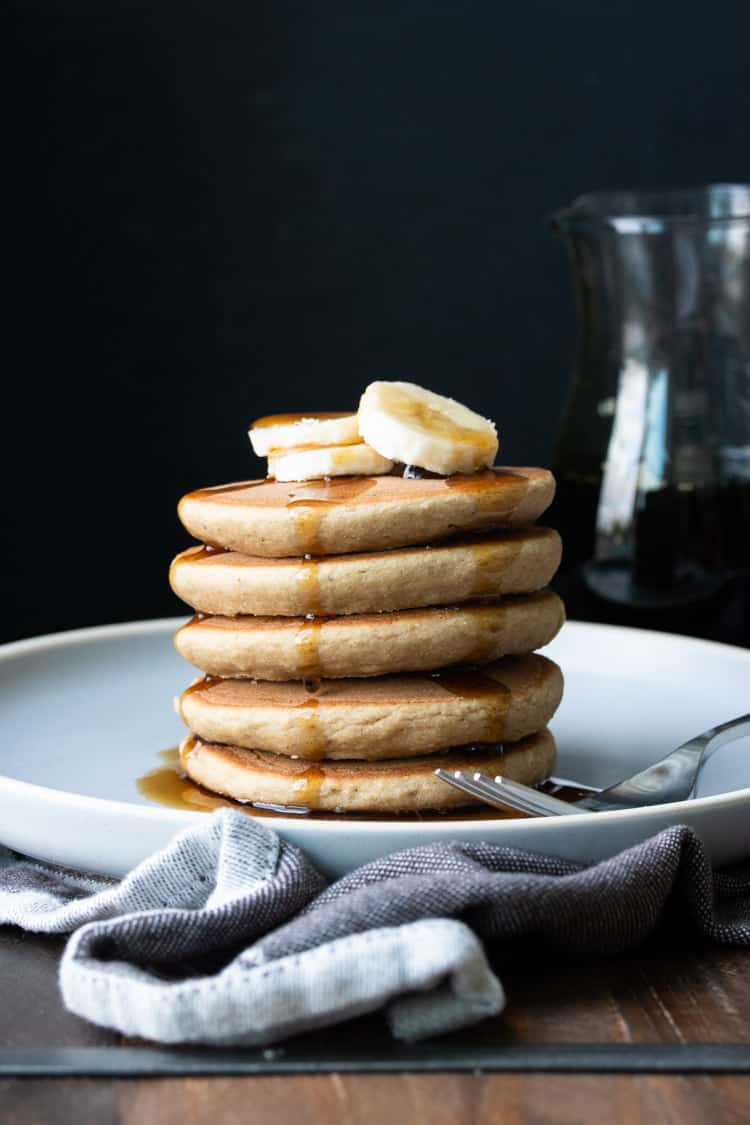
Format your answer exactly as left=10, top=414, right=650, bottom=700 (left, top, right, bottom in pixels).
left=3, top=927, right=750, bottom=1124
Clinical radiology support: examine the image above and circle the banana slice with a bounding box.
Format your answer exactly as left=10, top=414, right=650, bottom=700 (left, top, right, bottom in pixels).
left=358, top=381, right=498, bottom=475
left=268, top=442, right=394, bottom=482
left=249, top=412, right=359, bottom=456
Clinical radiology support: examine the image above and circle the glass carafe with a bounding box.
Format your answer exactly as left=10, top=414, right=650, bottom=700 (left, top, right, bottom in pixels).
left=551, top=184, right=750, bottom=610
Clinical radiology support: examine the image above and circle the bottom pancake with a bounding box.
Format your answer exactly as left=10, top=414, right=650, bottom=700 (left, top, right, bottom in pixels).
left=179, top=728, right=556, bottom=813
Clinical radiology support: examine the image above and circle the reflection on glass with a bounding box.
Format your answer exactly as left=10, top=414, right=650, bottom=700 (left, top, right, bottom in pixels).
left=551, top=184, right=750, bottom=609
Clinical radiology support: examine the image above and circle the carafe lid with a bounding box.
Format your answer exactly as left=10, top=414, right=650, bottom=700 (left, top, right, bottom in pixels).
left=553, top=183, right=750, bottom=233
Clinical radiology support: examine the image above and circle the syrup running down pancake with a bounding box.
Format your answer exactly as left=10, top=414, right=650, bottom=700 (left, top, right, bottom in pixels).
left=169, top=527, right=562, bottom=617
left=179, top=728, right=557, bottom=813
left=174, top=590, right=565, bottom=680
left=178, top=653, right=563, bottom=761
left=177, top=466, right=555, bottom=557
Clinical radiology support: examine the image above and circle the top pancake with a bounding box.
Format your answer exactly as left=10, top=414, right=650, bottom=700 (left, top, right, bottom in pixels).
left=177, top=467, right=555, bottom=557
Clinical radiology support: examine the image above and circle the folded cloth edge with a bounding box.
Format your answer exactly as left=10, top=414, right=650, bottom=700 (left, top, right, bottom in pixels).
left=60, top=916, right=505, bottom=1045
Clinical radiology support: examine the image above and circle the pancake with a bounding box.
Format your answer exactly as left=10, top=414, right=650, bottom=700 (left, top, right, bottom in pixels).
left=177, top=467, right=555, bottom=558
left=170, top=527, right=562, bottom=617
left=178, top=653, right=563, bottom=760
left=174, top=590, right=565, bottom=680
left=179, top=728, right=557, bottom=812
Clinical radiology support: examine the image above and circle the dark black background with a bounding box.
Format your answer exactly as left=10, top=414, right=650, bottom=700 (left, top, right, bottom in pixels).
left=5, top=0, right=750, bottom=642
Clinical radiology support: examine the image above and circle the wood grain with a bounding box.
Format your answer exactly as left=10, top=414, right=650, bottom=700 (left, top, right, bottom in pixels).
left=2, top=1075, right=750, bottom=1125
left=3, top=930, right=750, bottom=1122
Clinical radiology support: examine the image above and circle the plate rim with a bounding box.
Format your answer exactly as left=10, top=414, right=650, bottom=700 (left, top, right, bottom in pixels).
left=2, top=616, right=750, bottom=838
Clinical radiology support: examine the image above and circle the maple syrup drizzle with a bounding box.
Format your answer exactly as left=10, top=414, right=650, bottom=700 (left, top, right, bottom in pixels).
left=169, top=545, right=230, bottom=592
left=179, top=666, right=512, bottom=750
left=427, top=666, right=517, bottom=747
left=296, top=608, right=327, bottom=683
left=466, top=607, right=504, bottom=664
left=294, top=696, right=326, bottom=760
left=134, top=745, right=513, bottom=820
left=182, top=479, right=271, bottom=501
left=469, top=536, right=523, bottom=596
left=293, top=548, right=322, bottom=616
left=180, top=675, right=219, bottom=700
left=137, top=748, right=233, bottom=811
left=251, top=412, right=353, bottom=428
left=273, top=441, right=365, bottom=455
left=180, top=676, right=327, bottom=758
left=137, top=744, right=590, bottom=821
left=441, top=468, right=522, bottom=492
left=430, top=668, right=511, bottom=741
left=173, top=613, right=211, bottom=652
left=175, top=471, right=536, bottom=568
left=180, top=469, right=531, bottom=512
left=189, top=545, right=230, bottom=562
left=136, top=746, right=312, bottom=815
left=291, top=764, right=326, bottom=805
left=284, top=477, right=379, bottom=553
left=431, top=669, right=512, bottom=701
left=286, top=499, right=333, bottom=555
left=443, top=470, right=533, bottom=530
left=399, top=467, right=529, bottom=499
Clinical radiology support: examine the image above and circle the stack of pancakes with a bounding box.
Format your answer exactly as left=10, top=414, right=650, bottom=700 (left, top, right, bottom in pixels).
left=169, top=467, right=565, bottom=814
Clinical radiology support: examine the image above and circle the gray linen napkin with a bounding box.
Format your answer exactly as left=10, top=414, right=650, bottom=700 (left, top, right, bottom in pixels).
left=2, top=809, right=750, bottom=1046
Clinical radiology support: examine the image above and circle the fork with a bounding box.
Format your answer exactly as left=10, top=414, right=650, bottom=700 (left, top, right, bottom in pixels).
left=436, top=713, right=750, bottom=817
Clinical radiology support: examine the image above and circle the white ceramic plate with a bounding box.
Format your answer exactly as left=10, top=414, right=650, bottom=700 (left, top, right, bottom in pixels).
left=1, top=618, right=749, bottom=879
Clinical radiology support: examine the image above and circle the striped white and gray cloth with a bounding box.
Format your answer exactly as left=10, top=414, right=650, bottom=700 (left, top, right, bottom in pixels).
left=1, top=810, right=749, bottom=1045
